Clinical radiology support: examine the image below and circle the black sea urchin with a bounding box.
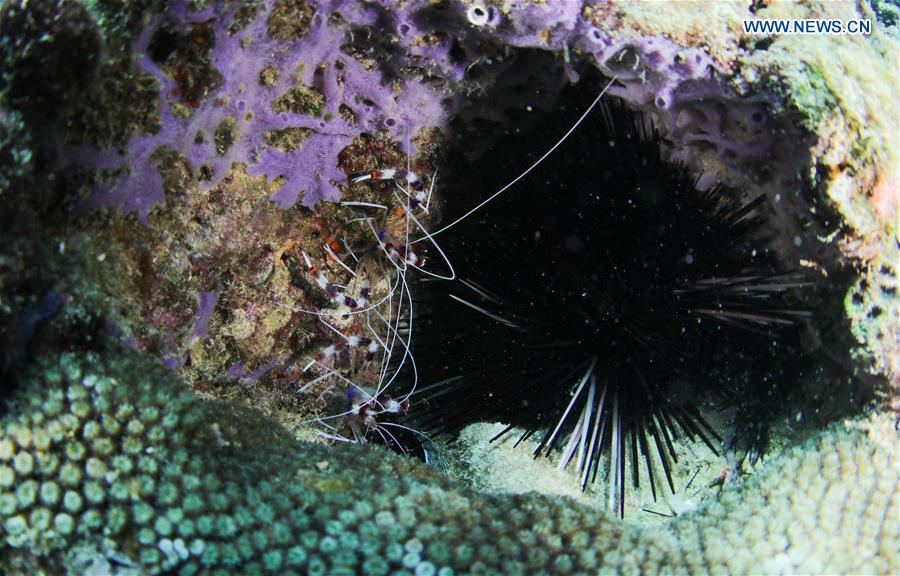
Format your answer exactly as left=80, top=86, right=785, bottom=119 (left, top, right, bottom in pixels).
left=408, top=87, right=812, bottom=516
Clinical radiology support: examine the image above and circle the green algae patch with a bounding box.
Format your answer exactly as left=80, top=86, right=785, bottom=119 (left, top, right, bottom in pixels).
left=266, top=0, right=314, bottom=41
left=214, top=115, right=239, bottom=156
left=265, top=126, right=313, bottom=152
left=774, top=63, right=835, bottom=132
left=259, top=65, right=280, bottom=87
left=272, top=84, right=325, bottom=116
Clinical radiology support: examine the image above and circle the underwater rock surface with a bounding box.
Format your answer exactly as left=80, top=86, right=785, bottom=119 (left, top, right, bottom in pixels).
left=37, top=0, right=898, bottom=393
left=0, top=0, right=898, bottom=573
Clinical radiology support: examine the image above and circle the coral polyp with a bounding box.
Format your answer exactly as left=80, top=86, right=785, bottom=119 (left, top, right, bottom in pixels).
left=0, top=350, right=896, bottom=574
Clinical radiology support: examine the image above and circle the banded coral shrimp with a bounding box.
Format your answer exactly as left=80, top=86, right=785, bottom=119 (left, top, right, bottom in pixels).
left=289, top=131, right=454, bottom=462
left=294, top=80, right=618, bottom=463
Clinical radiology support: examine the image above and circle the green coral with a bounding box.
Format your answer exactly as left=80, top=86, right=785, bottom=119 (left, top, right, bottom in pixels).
left=1, top=350, right=896, bottom=575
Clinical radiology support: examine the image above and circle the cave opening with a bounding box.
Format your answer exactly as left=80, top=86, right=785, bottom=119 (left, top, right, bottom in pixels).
left=400, top=59, right=866, bottom=517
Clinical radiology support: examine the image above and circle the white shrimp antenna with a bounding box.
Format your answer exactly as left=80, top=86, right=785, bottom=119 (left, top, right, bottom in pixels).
left=411, top=76, right=618, bottom=243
